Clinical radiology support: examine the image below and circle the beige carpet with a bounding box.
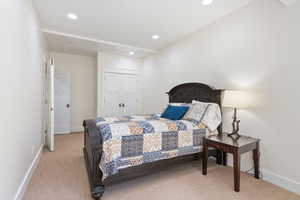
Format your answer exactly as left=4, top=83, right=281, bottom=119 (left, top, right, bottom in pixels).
left=24, top=133, right=300, bottom=200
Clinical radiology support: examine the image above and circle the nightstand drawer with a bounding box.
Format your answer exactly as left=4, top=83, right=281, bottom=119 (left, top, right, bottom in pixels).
left=206, top=140, right=233, bottom=153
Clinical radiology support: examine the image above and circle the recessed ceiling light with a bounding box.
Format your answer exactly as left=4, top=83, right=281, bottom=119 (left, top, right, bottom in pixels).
left=67, top=13, right=78, bottom=20
left=201, top=0, right=214, bottom=6
left=129, top=51, right=135, bottom=55
left=152, top=35, right=160, bottom=40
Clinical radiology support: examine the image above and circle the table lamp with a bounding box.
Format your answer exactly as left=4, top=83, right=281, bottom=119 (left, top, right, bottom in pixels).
left=223, top=90, right=249, bottom=139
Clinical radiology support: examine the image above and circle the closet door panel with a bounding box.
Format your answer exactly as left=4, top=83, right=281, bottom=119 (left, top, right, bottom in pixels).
left=121, top=74, right=138, bottom=115
left=103, top=72, right=123, bottom=117
left=103, top=72, right=139, bottom=117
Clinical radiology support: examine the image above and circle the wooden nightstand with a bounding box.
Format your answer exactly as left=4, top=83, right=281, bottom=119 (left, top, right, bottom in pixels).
left=202, top=133, right=260, bottom=192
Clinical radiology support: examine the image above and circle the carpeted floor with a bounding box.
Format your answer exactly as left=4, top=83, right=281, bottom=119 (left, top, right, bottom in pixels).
left=24, top=133, right=300, bottom=200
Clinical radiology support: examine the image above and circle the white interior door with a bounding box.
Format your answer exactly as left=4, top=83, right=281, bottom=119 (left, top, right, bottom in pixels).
left=103, top=72, right=139, bottom=117
left=54, top=71, right=71, bottom=134
left=46, top=58, right=55, bottom=152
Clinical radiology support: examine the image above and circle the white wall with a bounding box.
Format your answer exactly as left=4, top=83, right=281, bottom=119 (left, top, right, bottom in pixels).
left=97, top=52, right=143, bottom=116
left=0, top=0, right=46, bottom=199
left=142, top=0, right=300, bottom=194
left=49, top=52, right=97, bottom=132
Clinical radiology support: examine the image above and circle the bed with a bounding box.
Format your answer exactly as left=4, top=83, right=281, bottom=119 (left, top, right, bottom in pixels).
left=83, top=82, right=225, bottom=200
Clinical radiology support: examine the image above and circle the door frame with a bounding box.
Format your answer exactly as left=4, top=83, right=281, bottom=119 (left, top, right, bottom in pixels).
left=100, top=69, right=141, bottom=117
left=44, top=58, right=55, bottom=152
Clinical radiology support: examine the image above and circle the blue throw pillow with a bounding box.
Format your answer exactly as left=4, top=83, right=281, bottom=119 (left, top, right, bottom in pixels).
left=161, top=105, right=189, bottom=120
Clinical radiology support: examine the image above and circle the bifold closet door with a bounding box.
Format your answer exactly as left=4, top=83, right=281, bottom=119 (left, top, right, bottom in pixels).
left=103, top=72, right=139, bottom=117
left=120, top=74, right=138, bottom=115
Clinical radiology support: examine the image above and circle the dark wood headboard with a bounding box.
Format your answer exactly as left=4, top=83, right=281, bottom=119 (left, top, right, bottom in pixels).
left=167, top=83, right=223, bottom=106
left=167, top=82, right=223, bottom=133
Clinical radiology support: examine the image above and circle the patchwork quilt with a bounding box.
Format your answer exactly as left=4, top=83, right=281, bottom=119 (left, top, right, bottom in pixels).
left=96, top=114, right=160, bottom=124
left=96, top=114, right=216, bottom=180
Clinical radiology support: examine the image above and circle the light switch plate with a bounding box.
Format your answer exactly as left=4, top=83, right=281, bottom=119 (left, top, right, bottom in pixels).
left=279, top=0, right=297, bottom=6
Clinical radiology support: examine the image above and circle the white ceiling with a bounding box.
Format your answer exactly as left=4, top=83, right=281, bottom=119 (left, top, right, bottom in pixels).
left=43, top=30, right=155, bottom=57
left=34, top=0, right=252, bottom=57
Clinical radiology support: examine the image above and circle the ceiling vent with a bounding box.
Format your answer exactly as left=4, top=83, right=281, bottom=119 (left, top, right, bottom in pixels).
left=279, top=0, right=297, bottom=6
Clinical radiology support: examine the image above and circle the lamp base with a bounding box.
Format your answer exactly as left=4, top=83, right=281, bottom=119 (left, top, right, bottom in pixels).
left=229, top=107, right=241, bottom=140
left=227, top=132, right=241, bottom=140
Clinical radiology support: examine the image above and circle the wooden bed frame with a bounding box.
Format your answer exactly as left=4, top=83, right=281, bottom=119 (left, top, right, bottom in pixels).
left=83, top=82, right=226, bottom=200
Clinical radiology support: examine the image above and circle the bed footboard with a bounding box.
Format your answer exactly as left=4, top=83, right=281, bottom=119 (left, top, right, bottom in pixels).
left=83, top=120, right=105, bottom=200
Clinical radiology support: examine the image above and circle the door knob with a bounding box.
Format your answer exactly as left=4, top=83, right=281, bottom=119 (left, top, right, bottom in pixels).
left=66, top=104, right=70, bottom=108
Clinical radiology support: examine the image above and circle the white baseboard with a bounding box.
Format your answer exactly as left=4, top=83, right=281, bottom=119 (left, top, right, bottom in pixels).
left=14, top=145, right=43, bottom=200
left=71, top=126, right=84, bottom=133
left=262, top=169, right=300, bottom=195
left=55, top=131, right=71, bottom=135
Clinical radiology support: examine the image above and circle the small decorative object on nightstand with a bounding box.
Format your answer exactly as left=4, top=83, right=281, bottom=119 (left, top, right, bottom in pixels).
left=202, top=134, right=260, bottom=192
left=223, top=90, right=249, bottom=139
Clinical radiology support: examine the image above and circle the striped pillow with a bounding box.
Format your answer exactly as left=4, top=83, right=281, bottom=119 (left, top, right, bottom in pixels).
left=183, top=102, right=210, bottom=125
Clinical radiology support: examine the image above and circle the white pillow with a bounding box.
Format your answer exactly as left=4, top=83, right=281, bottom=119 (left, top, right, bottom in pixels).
left=193, top=100, right=222, bottom=131
left=183, top=102, right=209, bottom=125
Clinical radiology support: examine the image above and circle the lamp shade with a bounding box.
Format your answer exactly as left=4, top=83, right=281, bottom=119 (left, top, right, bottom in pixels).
left=222, top=90, right=249, bottom=108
